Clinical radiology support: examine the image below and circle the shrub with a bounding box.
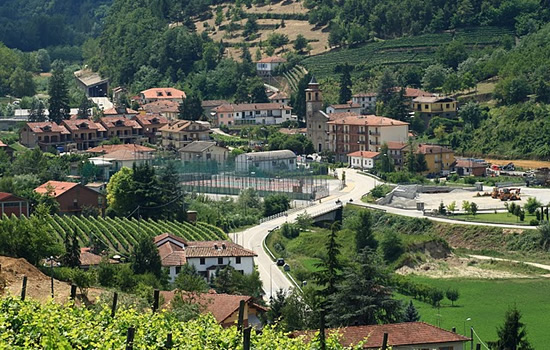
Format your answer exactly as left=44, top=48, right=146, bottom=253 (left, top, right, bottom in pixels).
left=380, top=231, right=404, bottom=262
left=530, top=219, right=540, bottom=226
left=429, top=289, right=444, bottom=307
left=525, top=197, right=542, bottom=214
left=280, top=223, right=300, bottom=239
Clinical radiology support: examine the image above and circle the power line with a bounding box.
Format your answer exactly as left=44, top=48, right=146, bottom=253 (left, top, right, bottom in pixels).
left=471, top=327, right=490, bottom=350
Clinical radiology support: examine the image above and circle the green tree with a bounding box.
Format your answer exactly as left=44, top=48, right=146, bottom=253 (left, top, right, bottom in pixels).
left=263, top=194, right=290, bottom=217
left=328, top=248, right=403, bottom=326
left=403, top=300, right=420, bottom=322
left=422, top=64, right=448, bottom=91
left=173, top=264, right=209, bottom=292
left=77, top=94, right=91, bottom=119
left=249, top=77, right=269, bottom=103
left=524, top=197, right=542, bottom=215
left=106, top=167, right=135, bottom=216
left=377, top=69, right=396, bottom=106
left=28, top=97, right=46, bottom=122
left=380, top=230, right=404, bottom=262
left=47, top=61, right=70, bottom=124
left=538, top=222, right=550, bottom=251
left=430, top=289, right=444, bottom=307
left=290, top=73, right=312, bottom=122
left=437, top=40, right=468, bottom=70
left=158, top=160, right=186, bottom=221
left=470, top=202, right=478, bottom=217
left=314, top=221, right=343, bottom=299
left=267, top=33, right=289, bottom=48
left=293, top=34, right=308, bottom=53
left=61, top=228, right=81, bottom=268
left=178, top=94, right=203, bottom=121
left=415, top=153, right=428, bottom=172
left=267, top=288, right=287, bottom=324
left=492, top=306, right=533, bottom=350
left=446, top=201, right=457, bottom=215
left=351, top=210, right=377, bottom=253
left=131, top=234, right=162, bottom=277
left=446, top=288, right=460, bottom=306
left=459, top=101, right=484, bottom=128
left=494, top=76, right=531, bottom=105
left=9, top=67, right=36, bottom=97
left=336, top=64, right=352, bottom=104
left=243, top=16, right=258, bottom=37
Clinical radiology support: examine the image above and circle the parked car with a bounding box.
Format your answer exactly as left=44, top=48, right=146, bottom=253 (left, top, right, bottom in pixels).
left=276, top=258, right=285, bottom=266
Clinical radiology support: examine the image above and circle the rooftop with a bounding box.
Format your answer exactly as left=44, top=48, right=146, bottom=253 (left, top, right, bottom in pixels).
left=103, top=107, right=138, bottom=116
left=239, top=150, right=296, bottom=161
left=416, top=144, right=454, bottom=154
left=141, top=88, right=186, bottom=100
left=134, top=113, right=169, bottom=126
left=180, top=141, right=219, bottom=153
left=257, top=56, right=287, bottom=64
left=214, top=103, right=292, bottom=113
left=347, top=151, right=380, bottom=159
left=86, top=144, right=155, bottom=154
left=201, top=100, right=230, bottom=108
left=34, top=181, right=79, bottom=197
left=74, top=69, right=109, bottom=87
left=268, top=92, right=289, bottom=100
left=142, top=100, right=180, bottom=114
left=25, top=122, right=70, bottom=134
left=329, top=102, right=361, bottom=109
left=413, top=96, right=455, bottom=103
left=327, top=115, right=409, bottom=127
left=159, top=120, right=211, bottom=133
left=0, top=192, right=26, bottom=202
left=62, top=119, right=106, bottom=132
left=293, top=322, right=470, bottom=348
left=100, top=116, right=142, bottom=129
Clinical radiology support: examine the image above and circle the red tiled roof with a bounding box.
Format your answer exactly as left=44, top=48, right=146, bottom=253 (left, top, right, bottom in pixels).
left=142, top=100, right=180, bottom=114
left=25, top=122, right=70, bottom=134
left=201, top=100, right=230, bottom=108
left=158, top=242, right=187, bottom=266
left=62, top=119, right=106, bottom=132
left=103, top=107, right=139, bottom=116
left=329, top=103, right=361, bottom=109
left=400, top=87, right=434, bottom=98
left=454, top=158, right=487, bottom=168
left=134, top=113, right=169, bottom=126
left=80, top=247, right=118, bottom=266
left=100, top=116, right=142, bottom=129
left=161, top=291, right=266, bottom=324
left=185, top=241, right=257, bottom=258
left=279, top=128, right=307, bottom=135
left=386, top=141, right=408, bottom=150
left=257, top=56, right=287, bottom=64
left=101, top=149, right=154, bottom=161
left=0, top=192, right=26, bottom=202
left=327, top=115, right=409, bottom=126
left=413, top=96, right=455, bottom=103
left=294, top=322, right=470, bottom=348
left=141, top=88, right=186, bottom=100
left=34, top=181, right=79, bottom=197
left=327, top=112, right=361, bottom=121
left=86, top=144, right=155, bottom=154
left=347, top=151, right=380, bottom=159
left=154, top=232, right=188, bottom=246
left=214, top=103, right=292, bottom=113
left=159, top=120, right=211, bottom=133
left=416, top=144, right=453, bottom=155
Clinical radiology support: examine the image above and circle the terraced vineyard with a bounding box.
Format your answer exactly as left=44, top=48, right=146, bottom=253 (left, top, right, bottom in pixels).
left=303, top=26, right=514, bottom=79
left=3, top=214, right=226, bottom=254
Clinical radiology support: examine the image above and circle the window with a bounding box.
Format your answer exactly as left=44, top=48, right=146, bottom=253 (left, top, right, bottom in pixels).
left=289, top=159, right=294, bottom=164
left=424, top=104, right=429, bottom=109
left=175, top=266, right=181, bottom=274
left=446, top=103, right=450, bottom=108
left=218, top=257, right=223, bottom=264
left=200, top=257, right=205, bottom=265
left=236, top=257, right=241, bottom=264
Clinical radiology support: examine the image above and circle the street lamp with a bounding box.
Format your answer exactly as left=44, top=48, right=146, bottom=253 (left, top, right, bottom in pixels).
left=464, top=317, right=471, bottom=336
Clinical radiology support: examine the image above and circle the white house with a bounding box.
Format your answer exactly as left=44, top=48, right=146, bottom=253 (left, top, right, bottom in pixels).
left=235, top=150, right=297, bottom=173
left=352, top=92, right=377, bottom=113
left=348, top=151, right=380, bottom=170
left=256, top=56, right=286, bottom=76
left=180, top=141, right=229, bottom=164
left=154, top=233, right=257, bottom=283
left=268, top=91, right=290, bottom=106
left=213, top=103, right=294, bottom=126
left=326, top=102, right=362, bottom=115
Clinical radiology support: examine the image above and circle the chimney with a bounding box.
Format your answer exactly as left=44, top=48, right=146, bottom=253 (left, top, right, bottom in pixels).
left=214, top=244, right=218, bottom=250
left=222, top=243, right=226, bottom=249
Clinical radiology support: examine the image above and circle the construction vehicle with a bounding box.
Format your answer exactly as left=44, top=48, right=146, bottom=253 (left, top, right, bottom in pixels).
left=491, top=187, right=521, bottom=201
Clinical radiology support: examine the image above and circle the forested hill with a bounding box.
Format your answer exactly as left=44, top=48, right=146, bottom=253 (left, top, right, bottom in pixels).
left=0, top=0, right=112, bottom=51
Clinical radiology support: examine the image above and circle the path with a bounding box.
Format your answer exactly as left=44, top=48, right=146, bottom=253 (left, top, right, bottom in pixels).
left=468, top=254, right=550, bottom=272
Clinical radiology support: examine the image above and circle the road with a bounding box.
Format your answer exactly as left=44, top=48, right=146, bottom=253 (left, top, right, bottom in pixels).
left=468, top=254, right=550, bottom=272
left=231, top=169, right=537, bottom=300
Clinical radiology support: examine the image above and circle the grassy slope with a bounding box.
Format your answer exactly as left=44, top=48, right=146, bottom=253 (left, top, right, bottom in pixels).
left=303, top=27, right=513, bottom=79
left=399, top=276, right=550, bottom=349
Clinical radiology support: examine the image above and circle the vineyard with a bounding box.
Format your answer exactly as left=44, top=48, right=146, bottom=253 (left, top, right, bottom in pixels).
left=0, top=297, right=356, bottom=349
left=302, top=26, right=514, bottom=79
left=3, top=214, right=226, bottom=254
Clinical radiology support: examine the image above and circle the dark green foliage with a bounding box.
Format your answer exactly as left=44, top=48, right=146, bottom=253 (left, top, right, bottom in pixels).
left=437, top=40, right=468, bottom=69
left=380, top=230, right=404, bottom=263
left=524, top=197, right=542, bottom=215
left=178, top=94, right=204, bottom=121
left=293, top=34, right=308, bottom=53
left=446, top=288, right=459, bottom=306
left=336, top=64, right=352, bottom=104
left=290, top=73, right=312, bottom=122
left=28, top=97, right=47, bottom=122
left=351, top=211, right=377, bottom=253
left=173, top=264, right=209, bottom=293
left=491, top=306, right=533, bottom=350
left=267, top=288, right=286, bottom=324
left=494, top=76, right=531, bottom=105
left=48, top=61, right=70, bottom=124
left=403, top=300, right=420, bottom=322
left=327, top=249, right=403, bottom=326
left=429, top=288, right=444, bottom=307
left=280, top=223, right=300, bottom=239
left=314, top=221, right=343, bottom=299
left=263, top=194, right=290, bottom=217
left=211, top=265, right=263, bottom=298
left=268, top=133, right=314, bottom=155
left=61, top=229, right=81, bottom=268
left=131, top=234, right=162, bottom=277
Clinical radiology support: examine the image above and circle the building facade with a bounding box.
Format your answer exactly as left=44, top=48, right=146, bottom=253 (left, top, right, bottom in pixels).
left=213, top=103, right=293, bottom=126
left=0, top=192, right=29, bottom=217
left=180, top=141, right=229, bottom=164
left=306, top=77, right=330, bottom=153
left=159, top=120, right=212, bottom=149
left=326, top=103, right=362, bottom=114
left=61, top=119, right=107, bottom=151
left=235, top=150, right=297, bottom=173
left=34, top=181, right=106, bottom=215
left=352, top=93, right=377, bottom=113
left=133, top=113, right=168, bottom=144
left=348, top=151, right=380, bottom=170
left=256, top=56, right=286, bottom=76
left=20, top=122, right=72, bottom=150
left=413, top=96, right=458, bottom=125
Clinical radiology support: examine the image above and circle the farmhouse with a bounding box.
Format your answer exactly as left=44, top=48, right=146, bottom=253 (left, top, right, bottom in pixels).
left=161, top=290, right=266, bottom=328
left=293, top=322, right=470, bottom=349
left=348, top=151, right=380, bottom=170
left=0, top=192, right=29, bottom=217
left=34, top=181, right=105, bottom=215
left=268, top=91, right=290, bottom=105
left=352, top=92, right=377, bottom=113
left=256, top=56, right=286, bottom=76
left=452, top=158, right=487, bottom=177
left=235, top=150, right=297, bottom=173
left=154, top=233, right=256, bottom=283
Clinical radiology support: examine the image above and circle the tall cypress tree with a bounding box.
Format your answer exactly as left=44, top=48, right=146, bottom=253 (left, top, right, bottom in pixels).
left=353, top=210, right=377, bottom=253
left=48, top=61, right=70, bottom=124
left=337, top=64, right=352, bottom=104
left=493, top=306, right=533, bottom=350
left=62, top=228, right=80, bottom=268
left=403, top=300, right=420, bottom=322
left=314, top=221, right=343, bottom=299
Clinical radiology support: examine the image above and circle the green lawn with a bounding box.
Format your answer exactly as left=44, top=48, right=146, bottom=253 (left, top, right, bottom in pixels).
left=398, top=276, right=550, bottom=349
left=453, top=212, right=536, bottom=225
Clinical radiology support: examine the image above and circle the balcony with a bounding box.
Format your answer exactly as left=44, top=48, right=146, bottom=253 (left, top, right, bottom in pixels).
left=369, top=130, right=380, bottom=136
left=357, top=130, right=366, bottom=135
left=369, top=140, right=380, bottom=146
left=357, top=140, right=366, bottom=144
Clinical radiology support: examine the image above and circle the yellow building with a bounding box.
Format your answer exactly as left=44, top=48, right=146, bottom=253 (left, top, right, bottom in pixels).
left=414, top=144, right=455, bottom=175
left=413, top=96, right=457, bottom=126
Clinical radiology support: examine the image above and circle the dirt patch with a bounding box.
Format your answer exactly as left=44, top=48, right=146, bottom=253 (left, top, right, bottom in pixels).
left=0, top=256, right=101, bottom=304
left=485, top=159, right=550, bottom=170
left=396, top=255, right=533, bottom=279
left=409, top=240, right=451, bottom=259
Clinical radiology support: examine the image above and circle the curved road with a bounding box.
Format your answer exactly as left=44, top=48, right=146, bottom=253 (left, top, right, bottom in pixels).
left=231, top=169, right=537, bottom=300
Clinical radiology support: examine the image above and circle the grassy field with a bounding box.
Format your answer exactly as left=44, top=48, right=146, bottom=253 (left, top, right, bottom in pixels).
left=399, top=276, right=550, bottom=349
left=303, top=26, right=513, bottom=79
left=453, top=212, right=537, bottom=225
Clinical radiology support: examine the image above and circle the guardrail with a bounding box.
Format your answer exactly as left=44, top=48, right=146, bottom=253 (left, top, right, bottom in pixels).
left=259, top=201, right=317, bottom=224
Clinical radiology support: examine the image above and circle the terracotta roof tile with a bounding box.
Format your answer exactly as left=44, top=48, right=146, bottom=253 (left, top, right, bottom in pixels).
left=347, top=151, right=380, bottom=159
left=134, top=113, right=169, bottom=126
left=142, top=100, right=180, bottom=114
left=257, top=56, right=287, bottom=64
left=294, top=322, right=470, bottom=348
left=386, top=141, right=408, bottom=150
left=353, top=92, right=377, bottom=98
left=25, top=122, right=70, bottom=134
left=413, top=96, right=455, bottom=103
left=34, top=181, right=79, bottom=197
left=86, top=144, right=155, bottom=154
left=62, top=119, right=104, bottom=131
left=329, top=103, right=361, bottom=109
left=327, top=115, right=409, bottom=126
left=268, top=92, right=289, bottom=100
left=159, top=120, right=211, bottom=133
left=201, top=100, right=230, bottom=108
left=103, top=107, right=138, bottom=116
left=141, top=88, right=186, bottom=100
left=100, top=116, right=142, bottom=129
left=0, top=192, right=26, bottom=202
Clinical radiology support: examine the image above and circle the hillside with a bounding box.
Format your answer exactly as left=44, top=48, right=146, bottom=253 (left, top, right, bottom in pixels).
left=0, top=0, right=111, bottom=51
left=303, top=27, right=514, bottom=79
left=3, top=214, right=226, bottom=255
